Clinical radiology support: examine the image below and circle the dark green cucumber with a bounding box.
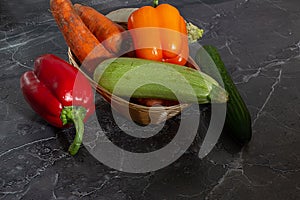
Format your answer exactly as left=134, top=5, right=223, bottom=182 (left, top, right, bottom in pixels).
left=93, top=57, right=228, bottom=104
left=195, top=45, right=252, bottom=144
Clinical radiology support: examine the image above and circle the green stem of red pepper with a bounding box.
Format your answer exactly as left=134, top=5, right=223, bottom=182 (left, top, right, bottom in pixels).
left=61, top=106, right=86, bottom=156
left=153, top=0, right=158, bottom=7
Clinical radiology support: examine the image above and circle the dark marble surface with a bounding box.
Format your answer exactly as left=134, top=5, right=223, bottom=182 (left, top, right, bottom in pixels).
left=1, top=0, right=300, bottom=199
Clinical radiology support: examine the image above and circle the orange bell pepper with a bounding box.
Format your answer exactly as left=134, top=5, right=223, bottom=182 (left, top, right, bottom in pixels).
left=127, top=3, right=189, bottom=66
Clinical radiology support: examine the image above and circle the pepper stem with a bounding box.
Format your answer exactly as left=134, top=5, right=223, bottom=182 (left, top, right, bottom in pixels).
left=61, top=106, right=87, bottom=156
left=153, top=0, right=158, bottom=7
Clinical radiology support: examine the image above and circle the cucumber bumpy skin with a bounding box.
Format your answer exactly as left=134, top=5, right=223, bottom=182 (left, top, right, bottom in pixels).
left=196, top=45, right=252, bottom=144
left=93, top=57, right=228, bottom=104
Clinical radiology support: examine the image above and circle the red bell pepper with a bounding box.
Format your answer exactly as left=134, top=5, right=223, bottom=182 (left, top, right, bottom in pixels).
left=127, top=1, right=189, bottom=66
left=20, top=54, right=94, bottom=155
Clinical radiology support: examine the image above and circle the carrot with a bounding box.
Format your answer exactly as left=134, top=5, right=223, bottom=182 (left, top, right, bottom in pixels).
left=74, top=4, right=126, bottom=54
left=50, top=0, right=112, bottom=74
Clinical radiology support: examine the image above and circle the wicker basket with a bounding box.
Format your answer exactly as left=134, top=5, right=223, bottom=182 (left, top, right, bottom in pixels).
left=68, top=48, right=193, bottom=125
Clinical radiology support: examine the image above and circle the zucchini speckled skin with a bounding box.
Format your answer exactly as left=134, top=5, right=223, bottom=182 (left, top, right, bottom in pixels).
left=93, top=57, right=228, bottom=104
left=196, top=45, right=252, bottom=144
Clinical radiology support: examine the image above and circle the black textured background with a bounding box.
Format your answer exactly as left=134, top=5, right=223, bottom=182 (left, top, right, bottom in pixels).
left=1, top=0, right=300, bottom=199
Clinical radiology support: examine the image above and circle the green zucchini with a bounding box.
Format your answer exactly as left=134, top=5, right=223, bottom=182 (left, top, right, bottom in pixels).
left=93, top=57, right=228, bottom=104
left=195, top=45, right=252, bottom=144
